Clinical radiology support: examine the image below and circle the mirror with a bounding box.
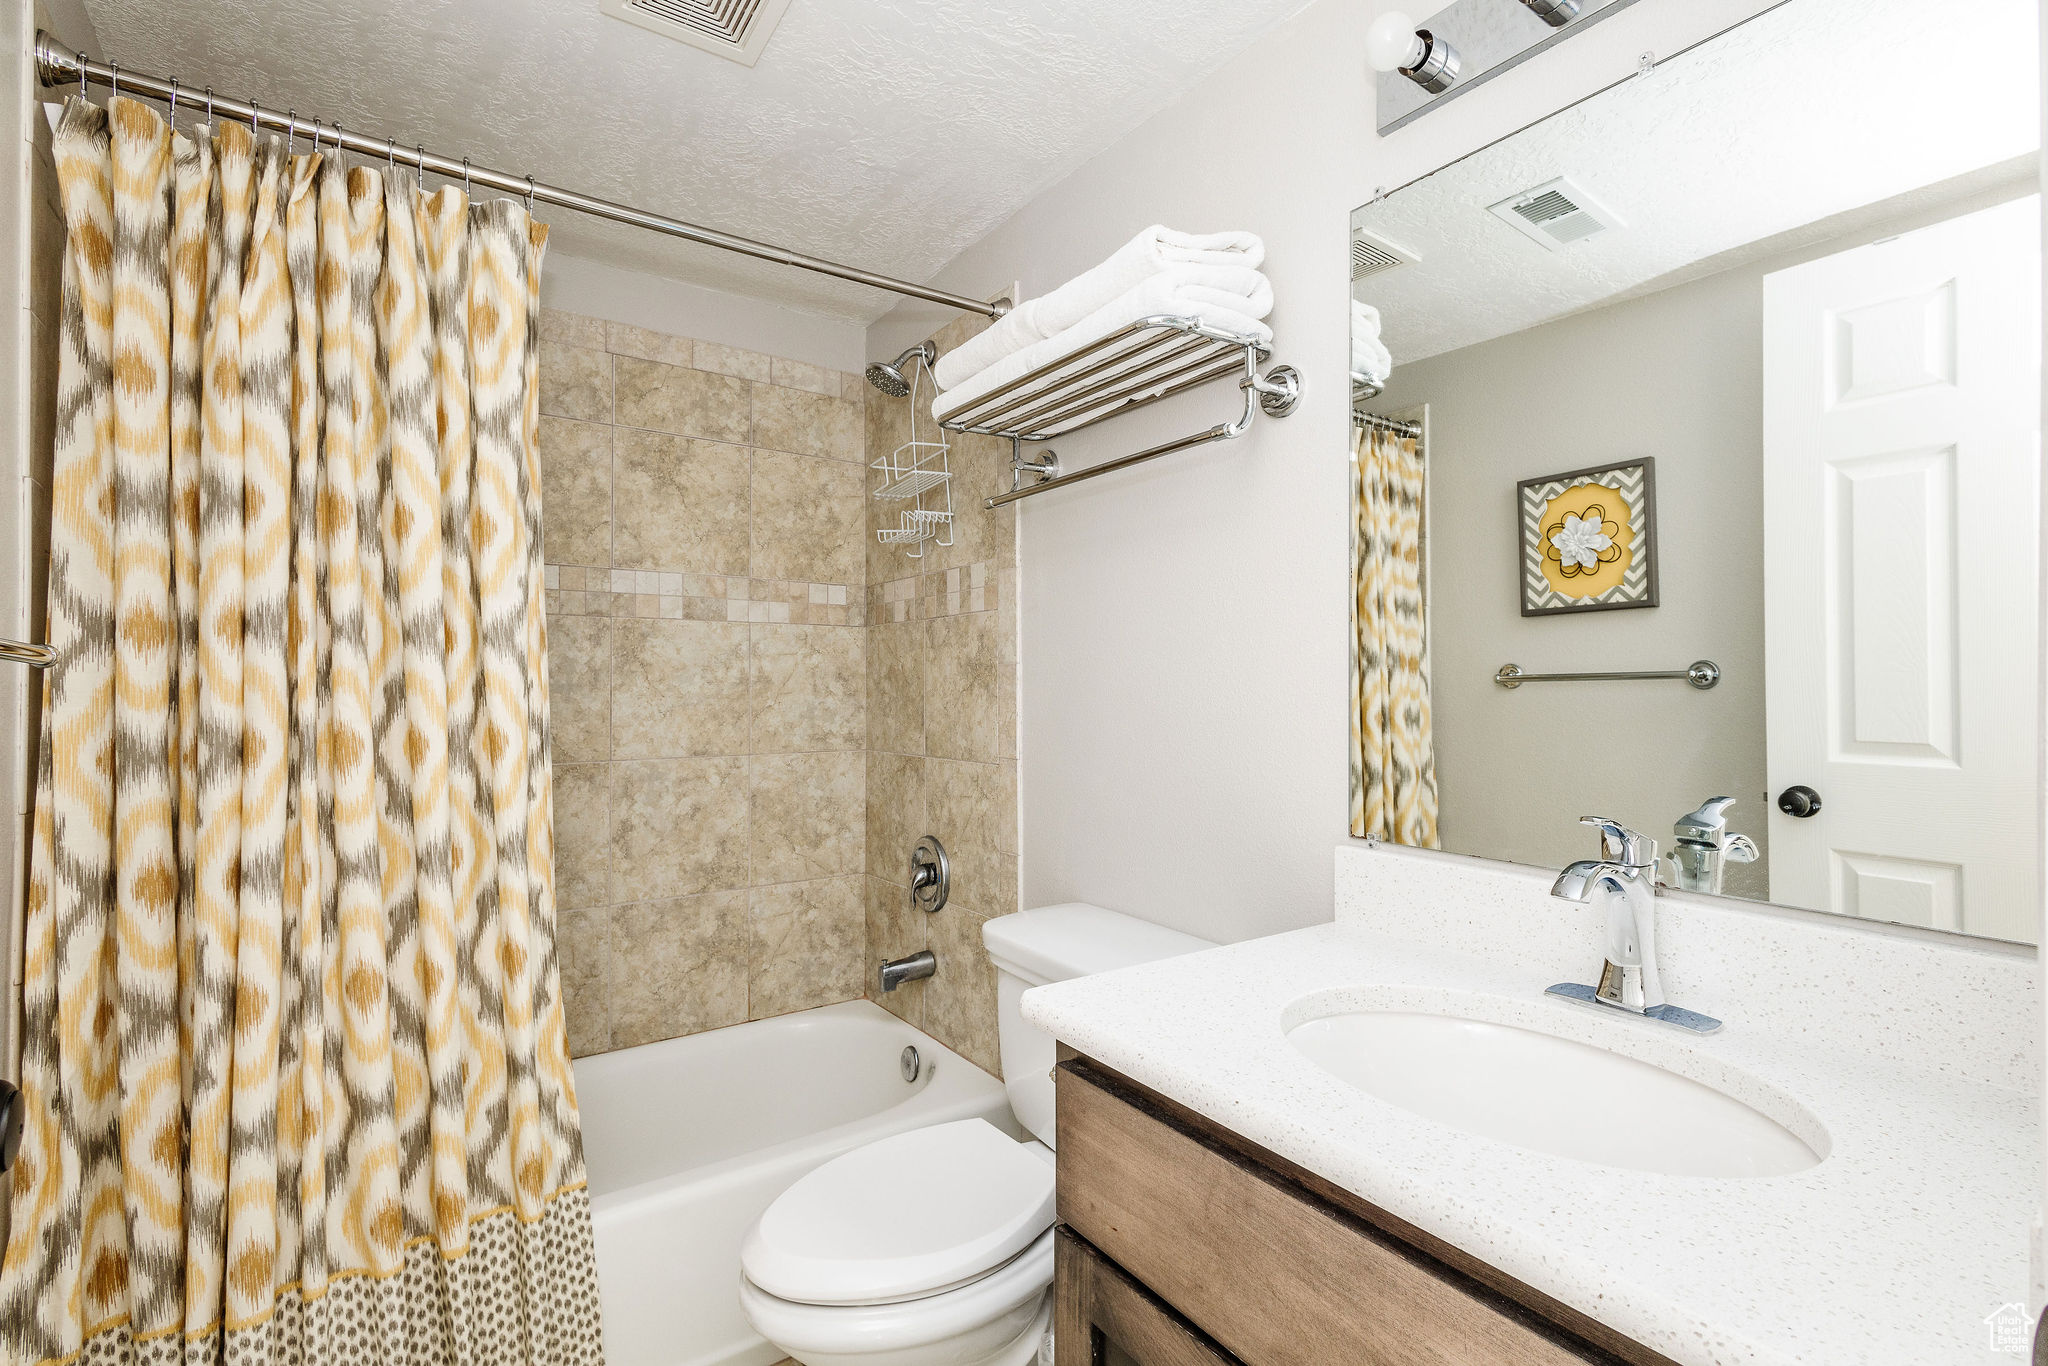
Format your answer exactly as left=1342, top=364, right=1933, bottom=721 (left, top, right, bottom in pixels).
left=1349, top=0, right=2042, bottom=942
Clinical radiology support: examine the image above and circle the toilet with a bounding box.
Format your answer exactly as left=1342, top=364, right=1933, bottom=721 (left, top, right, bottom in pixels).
left=738, top=903, right=1213, bottom=1366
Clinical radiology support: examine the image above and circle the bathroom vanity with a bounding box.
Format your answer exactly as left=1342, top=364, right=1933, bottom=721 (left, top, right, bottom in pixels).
left=1052, top=1055, right=1658, bottom=1365
left=1028, top=845, right=2037, bottom=1366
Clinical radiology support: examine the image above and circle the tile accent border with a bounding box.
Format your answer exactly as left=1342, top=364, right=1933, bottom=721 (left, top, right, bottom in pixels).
left=547, top=565, right=858, bottom=625
left=868, top=561, right=999, bottom=624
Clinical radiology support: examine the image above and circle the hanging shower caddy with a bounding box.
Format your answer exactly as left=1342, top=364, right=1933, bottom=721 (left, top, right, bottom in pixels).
left=872, top=351, right=954, bottom=558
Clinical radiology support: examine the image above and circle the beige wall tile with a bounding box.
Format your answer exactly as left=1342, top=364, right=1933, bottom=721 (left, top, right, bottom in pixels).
left=865, top=875, right=926, bottom=1027
left=611, top=618, right=750, bottom=758
left=611, top=757, right=750, bottom=899
left=539, top=417, right=612, bottom=568
left=923, top=431, right=1015, bottom=573
left=927, top=759, right=1018, bottom=920
left=694, top=339, right=774, bottom=384
left=748, top=877, right=865, bottom=1018
left=841, top=371, right=871, bottom=404
left=750, top=450, right=866, bottom=586
left=606, top=320, right=694, bottom=369
left=750, top=625, right=865, bottom=752
left=550, top=615, right=611, bottom=763
left=750, top=751, right=865, bottom=884
left=753, top=383, right=863, bottom=463
left=541, top=308, right=608, bottom=350
left=610, top=893, right=750, bottom=1047
left=612, top=429, right=751, bottom=574
left=866, top=618, right=925, bottom=758
left=924, top=905, right=1000, bottom=1077
left=540, top=341, right=613, bottom=423
left=866, top=750, right=926, bottom=888
left=614, top=356, right=752, bottom=444
left=770, top=356, right=842, bottom=397
left=558, top=908, right=611, bottom=1057
left=555, top=764, right=612, bottom=910
left=924, top=610, right=1006, bottom=763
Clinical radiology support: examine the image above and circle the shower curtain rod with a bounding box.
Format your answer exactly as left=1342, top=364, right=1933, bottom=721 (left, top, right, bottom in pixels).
left=33, top=32, right=1008, bottom=321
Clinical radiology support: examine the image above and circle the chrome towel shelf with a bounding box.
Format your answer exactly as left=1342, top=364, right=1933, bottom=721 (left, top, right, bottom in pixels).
left=1496, top=660, right=1720, bottom=690
left=936, top=315, right=1300, bottom=508
left=1, top=639, right=54, bottom=668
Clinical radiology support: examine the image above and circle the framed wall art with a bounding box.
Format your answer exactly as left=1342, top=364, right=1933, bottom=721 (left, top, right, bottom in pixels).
left=1517, top=458, right=1658, bottom=616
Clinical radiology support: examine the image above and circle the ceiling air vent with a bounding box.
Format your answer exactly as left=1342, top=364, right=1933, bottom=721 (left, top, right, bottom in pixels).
left=1351, top=229, right=1419, bottom=282
left=600, top=0, right=797, bottom=67
left=1486, top=176, right=1624, bottom=252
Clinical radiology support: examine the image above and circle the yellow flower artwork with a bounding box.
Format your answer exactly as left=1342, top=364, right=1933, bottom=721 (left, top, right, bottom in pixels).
left=1538, top=481, right=1634, bottom=598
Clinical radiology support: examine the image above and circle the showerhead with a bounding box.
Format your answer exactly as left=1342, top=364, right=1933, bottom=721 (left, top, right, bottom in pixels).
left=865, top=341, right=938, bottom=397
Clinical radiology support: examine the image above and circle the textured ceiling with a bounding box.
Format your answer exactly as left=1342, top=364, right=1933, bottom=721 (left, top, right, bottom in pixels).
left=79, top=0, right=1313, bottom=320
left=1353, top=0, right=2040, bottom=364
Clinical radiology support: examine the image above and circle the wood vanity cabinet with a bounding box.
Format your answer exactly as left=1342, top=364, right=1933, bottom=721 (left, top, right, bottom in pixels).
left=1052, top=1056, right=1676, bottom=1366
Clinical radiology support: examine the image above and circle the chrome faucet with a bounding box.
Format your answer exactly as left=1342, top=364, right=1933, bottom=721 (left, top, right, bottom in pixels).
left=1546, top=816, right=1721, bottom=1034
left=1664, top=796, right=1758, bottom=895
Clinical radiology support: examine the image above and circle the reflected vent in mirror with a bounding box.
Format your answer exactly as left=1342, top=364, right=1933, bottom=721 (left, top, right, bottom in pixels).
left=1487, top=176, right=1624, bottom=251
left=1352, top=230, right=1419, bottom=282
left=599, top=0, right=796, bottom=66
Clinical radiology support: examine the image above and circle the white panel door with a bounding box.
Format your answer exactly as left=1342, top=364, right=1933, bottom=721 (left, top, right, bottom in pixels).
left=1762, top=195, right=2040, bottom=942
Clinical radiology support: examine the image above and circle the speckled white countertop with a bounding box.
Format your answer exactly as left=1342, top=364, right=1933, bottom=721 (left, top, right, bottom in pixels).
left=1021, top=846, right=2039, bottom=1366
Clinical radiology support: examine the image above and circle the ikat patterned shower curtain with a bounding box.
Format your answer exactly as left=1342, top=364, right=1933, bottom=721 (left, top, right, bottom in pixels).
left=1, top=96, right=604, bottom=1366
left=1350, top=420, right=1440, bottom=848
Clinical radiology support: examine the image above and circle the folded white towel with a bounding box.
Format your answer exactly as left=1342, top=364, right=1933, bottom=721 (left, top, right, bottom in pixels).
left=933, top=272, right=1274, bottom=424
left=1351, top=300, right=1393, bottom=387
left=934, top=226, right=1267, bottom=390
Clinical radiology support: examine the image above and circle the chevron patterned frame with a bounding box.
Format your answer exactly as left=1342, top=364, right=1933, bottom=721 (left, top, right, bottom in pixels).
left=1517, top=458, right=1659, bottom=616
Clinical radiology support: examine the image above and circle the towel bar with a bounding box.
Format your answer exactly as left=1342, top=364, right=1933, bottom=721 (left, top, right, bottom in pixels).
left=1496, top=660, right=1720, bottom=690
left=937, top=315, right=1299, bottom=506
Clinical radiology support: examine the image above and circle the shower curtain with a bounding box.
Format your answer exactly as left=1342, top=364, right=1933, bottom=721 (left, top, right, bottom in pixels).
left=1350, top=420, right=1440, bottom=848
left=0, top=97, right=603, bottom=1366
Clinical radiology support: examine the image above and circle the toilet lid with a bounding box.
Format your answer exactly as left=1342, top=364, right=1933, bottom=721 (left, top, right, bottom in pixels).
left=741, top=1119, right=1055, bottom=1306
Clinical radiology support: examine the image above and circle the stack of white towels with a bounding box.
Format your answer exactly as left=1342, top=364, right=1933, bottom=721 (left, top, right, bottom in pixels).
left=931, top=226, right=1272, bottom=422
left=1352, top=299, right=1392, bottom=391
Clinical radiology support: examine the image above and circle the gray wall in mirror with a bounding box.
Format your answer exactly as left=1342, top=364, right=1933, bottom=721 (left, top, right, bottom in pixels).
left=1349, top=0, right=2041, bottom=943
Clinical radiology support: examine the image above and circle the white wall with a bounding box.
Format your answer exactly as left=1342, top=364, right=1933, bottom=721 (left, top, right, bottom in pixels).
left=869, top=0, right=1781, bottom=945
left=542, top=252, right=865, bottom=373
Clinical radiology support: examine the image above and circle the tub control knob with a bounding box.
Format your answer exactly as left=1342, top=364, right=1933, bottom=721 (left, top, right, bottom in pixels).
left=909, top=835, right=949, bottom=914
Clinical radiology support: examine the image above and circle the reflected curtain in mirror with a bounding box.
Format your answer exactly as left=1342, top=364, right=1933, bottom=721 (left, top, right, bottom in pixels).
left=1349, top=420, right=1439, bottom=846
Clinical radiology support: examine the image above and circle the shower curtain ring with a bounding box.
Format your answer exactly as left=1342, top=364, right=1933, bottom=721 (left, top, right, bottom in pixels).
left=76, top=52, right=87, bottom=100
left=524, top=173, right=535, bottom=213
left=168, top=78, right=178, bottom=124
left=415, top=145, right=425, bottom=192
left=249, top=99, right=260, bottom=140
left=461, top=158, right=471, bottom=197
left=286, top=110, right=295, bottom=157
left=204, top=87, right=214, bottom=129
left=387, top=137, right=395, bottom=174
left=107, top=61, right=117, bottom=102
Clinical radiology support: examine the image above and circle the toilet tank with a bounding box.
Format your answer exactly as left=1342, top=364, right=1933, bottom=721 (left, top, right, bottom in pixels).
left=980, top=903, right=1213, bottom=1148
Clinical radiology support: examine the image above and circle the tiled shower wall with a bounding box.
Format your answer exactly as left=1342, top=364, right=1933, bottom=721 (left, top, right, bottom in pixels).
left=540, top=302, right=1023, bottom=1081
left=861, top=308, right=1021, bottom=1077
left=540, top=309, right=874, bottom=1057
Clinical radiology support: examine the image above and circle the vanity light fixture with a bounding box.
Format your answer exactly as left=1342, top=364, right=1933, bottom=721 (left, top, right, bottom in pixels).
left=1366, top=11, right=1461, bottom=94
left=1516, top=0, right=1581, bottom=27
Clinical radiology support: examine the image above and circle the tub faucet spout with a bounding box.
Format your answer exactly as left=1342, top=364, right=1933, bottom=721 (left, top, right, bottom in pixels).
left=878, top=950, right=936, bottom=993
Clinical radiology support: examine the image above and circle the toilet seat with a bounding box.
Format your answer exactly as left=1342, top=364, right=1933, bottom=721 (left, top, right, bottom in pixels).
left=738, top=1226, right=1054, bottom=1364
left=742, top=1119, right=1055, bottom=1306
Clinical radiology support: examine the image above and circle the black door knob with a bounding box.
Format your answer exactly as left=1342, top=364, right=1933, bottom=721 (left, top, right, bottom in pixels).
left=1777, top=785, right=1823, bottom=818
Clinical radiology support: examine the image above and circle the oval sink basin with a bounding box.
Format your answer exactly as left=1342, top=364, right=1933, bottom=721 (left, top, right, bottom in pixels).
left=1287, top=1009, right=1821, bottom=1179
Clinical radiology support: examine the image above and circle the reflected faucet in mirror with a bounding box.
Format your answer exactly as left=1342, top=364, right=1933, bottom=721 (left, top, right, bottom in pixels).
left=1664, top=797, right=1759, bottom=896
left=1547, top=817, right=1722, bottom=1035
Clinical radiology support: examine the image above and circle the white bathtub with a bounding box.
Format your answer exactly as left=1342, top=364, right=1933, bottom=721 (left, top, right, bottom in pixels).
left=575, top=999, right=1020, bottom=1366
